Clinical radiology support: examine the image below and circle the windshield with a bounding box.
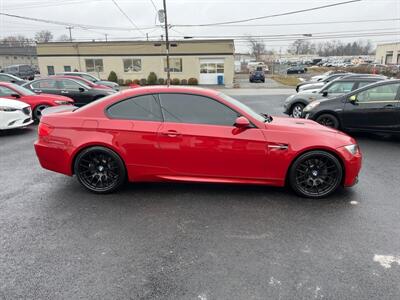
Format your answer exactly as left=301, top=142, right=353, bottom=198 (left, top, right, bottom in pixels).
left=11, top=84, right=36, bottom=95
left=218, top=92, right=266, bottom=123
left=81, top=74, right=99, bottom=82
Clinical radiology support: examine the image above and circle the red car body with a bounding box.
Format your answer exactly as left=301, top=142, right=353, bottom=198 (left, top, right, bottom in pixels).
left=0, top=82, right=74, bottom=113
left=50, top=75, right=112, bottom=90
left=34, top=86, right=361, bottom=196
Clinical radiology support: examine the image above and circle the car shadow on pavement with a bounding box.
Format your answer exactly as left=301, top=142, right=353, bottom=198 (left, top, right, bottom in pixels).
left=0, top=127, right=34, bottom=137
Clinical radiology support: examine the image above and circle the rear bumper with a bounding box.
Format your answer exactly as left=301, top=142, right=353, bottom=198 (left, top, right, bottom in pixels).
left=34, top=141, right=73, bottom=176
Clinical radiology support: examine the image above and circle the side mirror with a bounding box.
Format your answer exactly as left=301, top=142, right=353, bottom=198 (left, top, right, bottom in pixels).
left=234, top=116, right=250, bottom=128
left=78, top=87, right=85, bottom=92
left=11, top=93, right=20, bottom=98
left=10, top=80, right=16, bottom=83
left=349, top=95, right=357, bottom=104
left=322, top=91, right=328, bottom=97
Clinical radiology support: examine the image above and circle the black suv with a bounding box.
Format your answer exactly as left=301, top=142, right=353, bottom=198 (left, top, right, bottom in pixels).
left=0, top=73, right=27, bottom=85
left=2, top=64, right=35, bottom=80
left=284, top=75, right=385, bottom=118
left=302, top=79, right=400, bottom=134
left=22, top=78, right=116, bottom=107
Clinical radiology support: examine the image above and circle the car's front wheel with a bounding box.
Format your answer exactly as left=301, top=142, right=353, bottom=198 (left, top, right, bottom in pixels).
left=316, top=114, right=340, bottom=129
left=289, top=150, right=343, bottom=198
left=291, top=103, right=305, bottom=118
left=74, top=146, right=126, bottom=193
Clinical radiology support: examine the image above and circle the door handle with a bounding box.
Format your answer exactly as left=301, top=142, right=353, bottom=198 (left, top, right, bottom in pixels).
left=61, top=90, right=69, bottom=94
left=160, top=130, right=180, bottom=137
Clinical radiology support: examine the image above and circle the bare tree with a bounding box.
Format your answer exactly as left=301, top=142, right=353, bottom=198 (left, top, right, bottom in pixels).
left=57, top=34, right=70, bottom=42
left=0, top=35, right=33, bottom=47
left=289, top=39, right=315, bottom=55
left=248, top=37, right=266, bottom=61
left=35, top=30, right=53, bottom=43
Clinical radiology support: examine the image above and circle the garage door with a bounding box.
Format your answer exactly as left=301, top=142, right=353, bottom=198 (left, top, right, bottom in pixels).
left=199, top=58, right=225, bottom=85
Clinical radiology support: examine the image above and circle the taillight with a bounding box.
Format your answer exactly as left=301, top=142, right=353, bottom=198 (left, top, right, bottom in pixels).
left=38, top=122, right=53, bottom=137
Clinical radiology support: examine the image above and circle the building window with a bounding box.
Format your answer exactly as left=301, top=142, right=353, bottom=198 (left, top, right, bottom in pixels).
left=64, top=66, right=72, bottom=72
left=200, top=63, right=224, bottom=74
left=13, top=56, right=17, bottom=59
left=164, top=58, right=182, bottom=72
left=85, top=59, right=104, bottom=72
left=47, top=66, right=55, bottom=75
left=123, top=58, right=142, bottom=72
left=5, top=56, right=9, bottom=60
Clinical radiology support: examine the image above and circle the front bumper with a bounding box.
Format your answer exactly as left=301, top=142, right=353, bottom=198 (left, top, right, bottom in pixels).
left=336, top=146, right=362, bottom=187
left=0, top=108, right=33, bottom=130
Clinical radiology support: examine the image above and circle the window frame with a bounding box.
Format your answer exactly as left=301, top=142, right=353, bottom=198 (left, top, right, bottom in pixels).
left=352, top=82, right=400, bottom=103
left=164, top=58, right=182, bottom=73
left=105, top=93, right=163, bottom=122
left=85, top=58, right=104, bottom=73
left=123, top=58, right=142, bottom=73
left=47, top=65, right=55, bottom=75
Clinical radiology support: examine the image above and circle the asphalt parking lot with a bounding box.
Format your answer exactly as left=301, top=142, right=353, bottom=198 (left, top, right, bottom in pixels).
left=1, top=93, right=400, bottom=300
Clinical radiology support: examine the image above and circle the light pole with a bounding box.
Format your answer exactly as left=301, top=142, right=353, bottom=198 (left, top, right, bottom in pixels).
left=162, top=0, right=170, bottom=86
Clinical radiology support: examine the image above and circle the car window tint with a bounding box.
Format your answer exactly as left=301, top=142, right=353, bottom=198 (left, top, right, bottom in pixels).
left=0, top=75, right=12, bottom=82
left=58, top=80, right=81, bottom=90
left=31, top=80, right=57, bottom=89
left=356, top=83, right=400, bottom=102
left=159, top=93, right=239, bottom=126
left=326, top=82, right=354, bottom=93
left=107, top=94, right=162, bottom=121
left=0, top=86, right=15, bottom=96
left=358, top=81, right=375, bottom=88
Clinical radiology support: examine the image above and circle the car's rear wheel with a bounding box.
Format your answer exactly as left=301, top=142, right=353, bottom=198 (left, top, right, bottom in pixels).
left=316, top=114, right=339, bottom=129
left=74, top=146, right=126, bottom=194
left=289, top=151, right=343, bottom=198
left=291, top=103, right=305, bottom=118
left=33, top=104, right=50, bottom=121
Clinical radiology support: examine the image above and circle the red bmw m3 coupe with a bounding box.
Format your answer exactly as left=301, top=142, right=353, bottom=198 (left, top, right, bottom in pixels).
left=34, top=86, right=362, bottom=198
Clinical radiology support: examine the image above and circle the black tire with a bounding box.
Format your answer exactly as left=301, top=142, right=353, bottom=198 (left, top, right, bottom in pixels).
left=290, top=103, right=305, bottom=118
left=74, top=146, right=126, bottom=194
left=33, top=104, right=50, bottom=121
left=316, top=114, right=340, bottom=129
left=289, top=150, right=343, bottom=198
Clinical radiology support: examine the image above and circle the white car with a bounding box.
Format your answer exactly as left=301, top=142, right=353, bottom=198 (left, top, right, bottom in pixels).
left=0, top=97, right=33, bottom=130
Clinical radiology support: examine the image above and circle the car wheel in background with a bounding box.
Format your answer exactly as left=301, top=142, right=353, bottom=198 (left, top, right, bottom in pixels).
left=316, top=114, right=340, bottom=129
left=33, top=104, right=50, bottom=121
left=291, top=103, right=305, bottom=118
left=74, top=146, right=126, bottom=194
left=289, top=150, right=343, bottom=198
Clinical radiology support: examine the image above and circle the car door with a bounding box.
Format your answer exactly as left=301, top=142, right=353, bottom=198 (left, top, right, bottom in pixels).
left=56, top=79, right=89, bottom=106
left=342, top=82, right=400, bottom=132
left=30, top=79, right=59, bottom=95
left=157, top=93, right=267, bottom=180
left=105, top=94, right=163, bottom=179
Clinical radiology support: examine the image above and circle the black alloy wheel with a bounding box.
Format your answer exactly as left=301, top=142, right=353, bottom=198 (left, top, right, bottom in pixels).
left=291, top=103, right=305, bottom=118
left=74, top=146, right=126, bottom=193
left=316, top=114, right=339, bottom=129
left=33, top=104, right=50, bottom=120
left=289, top=150, right=343, bottom=198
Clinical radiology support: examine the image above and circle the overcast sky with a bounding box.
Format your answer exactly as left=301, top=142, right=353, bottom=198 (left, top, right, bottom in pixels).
left=0, top=0, right=399, bottom=52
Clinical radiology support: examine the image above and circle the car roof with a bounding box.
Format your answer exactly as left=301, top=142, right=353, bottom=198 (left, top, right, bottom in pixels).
left=121, top=85, right=221, bottom=97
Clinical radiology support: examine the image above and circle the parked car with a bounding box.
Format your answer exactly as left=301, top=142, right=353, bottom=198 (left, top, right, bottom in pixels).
left=284, top=76, right=385, bottom=117
left=2, top=64, right=35, bottom=80
left=22, top=78, right=116, bottom=107
left=310, top=71, right=333, bottom=82
left=296, top=73, right=350, bottom=92
left=0, top=97, right=33, bottom=130
left=249, top=70, right=265, bottom=83
left=287, top=66, right=306, bottom=74
left=57, top=72, right=119, bottom=90
left=302, top=79, right=400, bottom=133
left=50, top=75, right=112, bottom=90
left=0, top=73, right=27, bottom=85
left=34, top=86, right=362, bottom=198
left=0, top=82, right=74, bottom=120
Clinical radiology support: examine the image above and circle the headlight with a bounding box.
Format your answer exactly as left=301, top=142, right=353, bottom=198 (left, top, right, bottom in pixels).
left=344, top=144, right=359, bottom=155
left=54, top=100, right=72, bottom=105
left=303, top=101, right=320, bottom=112
left=0, top=106, right=18, bottom=112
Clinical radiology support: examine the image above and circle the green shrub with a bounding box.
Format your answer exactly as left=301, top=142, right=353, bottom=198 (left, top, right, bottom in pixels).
left=108, top=71, right=118, bottom=83
left=133, top=79, right=140, bottom=85
left=188, top=77, right=198, bottom=85
left=139, top=78, right=147, bottom=86
left=125, top=79, right=132, bottom=86
left=181, top=79, right=188, bottom=85
left=147, top=72, right=157, bottom=85
left=158, top=78, right=165, bottom=85
left=117, top=78, right=124, bottom=86
left=171, top=78, right=180, bottom=85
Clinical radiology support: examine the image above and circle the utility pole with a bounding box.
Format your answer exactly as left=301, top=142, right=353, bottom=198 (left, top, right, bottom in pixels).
left=105, top=34, right=108, bottom=42
left=162, top=0, right=170, bottom=86
left=66, top=26, right=73, bottom=42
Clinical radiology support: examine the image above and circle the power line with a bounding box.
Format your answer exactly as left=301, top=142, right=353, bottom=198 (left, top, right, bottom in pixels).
left=149, top=0, right=159, bottom=13
left=172, top=0, right=362, bottom=27
left=111, top=0, right=145, bottom=35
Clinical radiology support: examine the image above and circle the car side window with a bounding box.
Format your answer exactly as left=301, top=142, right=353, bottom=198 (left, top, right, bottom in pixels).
left=357, top=81, right=374, bottom=89
left=159, top=93, right=239, bottom=126
left=31, top=80, right=57, bottom=89
left=58, top=80, right=81, bottom=90
left=0, top=86, right=15, bottom=96
left=0, top=75, right=11, bottom=82
left=356, top=83, right=400, bottom=102
left=107, top=94, right=162, bottom=121
left=326, top=82, right=354, bottom=93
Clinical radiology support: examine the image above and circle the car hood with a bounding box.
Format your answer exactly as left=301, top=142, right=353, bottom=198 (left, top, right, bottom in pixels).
left=266, top=116, right=340, bottom=134
left=300, top=82, right=325, bottom=91
left=97, top=80, right=119, bottom=87
left=32, top=93, right=73, bottom=101
left=0, top=97, right=29, bottom=109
